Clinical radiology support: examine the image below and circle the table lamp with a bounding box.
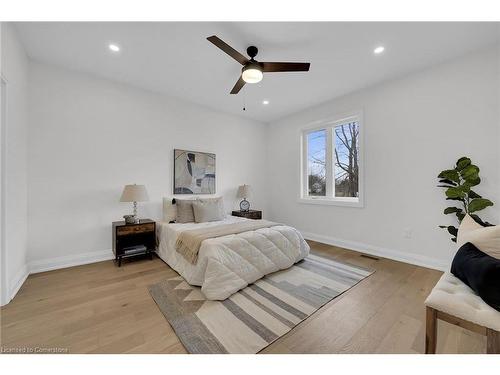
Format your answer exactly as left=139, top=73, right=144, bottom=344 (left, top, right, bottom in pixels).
left=120, top=184, right=149, bottom=223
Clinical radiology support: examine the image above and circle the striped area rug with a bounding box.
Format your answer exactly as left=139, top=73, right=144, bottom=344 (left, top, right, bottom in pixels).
left=149, top=253, right=373, bottom=353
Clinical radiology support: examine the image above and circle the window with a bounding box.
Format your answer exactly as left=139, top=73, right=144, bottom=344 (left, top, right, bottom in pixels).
left=307, top=129, right=326, bottom=197
left=301, top=113, right=363, bottom=207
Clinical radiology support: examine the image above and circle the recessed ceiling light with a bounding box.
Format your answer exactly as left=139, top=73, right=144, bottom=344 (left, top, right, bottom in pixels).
left=373, top=46, right=385, bottom=55
left=109, top=43, right=120, bottom=52
left=263, top=100, right=269, bottom=105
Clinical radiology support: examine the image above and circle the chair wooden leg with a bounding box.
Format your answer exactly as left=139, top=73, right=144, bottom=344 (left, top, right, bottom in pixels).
left=487, top=329, right=500, bottom=354
left=425, top=306, right=437, bottom=354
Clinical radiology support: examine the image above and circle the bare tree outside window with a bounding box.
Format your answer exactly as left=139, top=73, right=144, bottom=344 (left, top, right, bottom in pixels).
left=334, top=122, right=359, bottom=197
left=303, top=120, right=360, bottom=201
left=307, top=129, right=326, bottom=196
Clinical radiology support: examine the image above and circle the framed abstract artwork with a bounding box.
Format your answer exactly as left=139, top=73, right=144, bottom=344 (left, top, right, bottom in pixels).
left=173, top=149, right=216, bottom=194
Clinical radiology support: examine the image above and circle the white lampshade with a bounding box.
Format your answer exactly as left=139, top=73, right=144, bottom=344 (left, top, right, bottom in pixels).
left=237, top=184, right=251, bottom=198
left=120, top=184, right=149, bottom=202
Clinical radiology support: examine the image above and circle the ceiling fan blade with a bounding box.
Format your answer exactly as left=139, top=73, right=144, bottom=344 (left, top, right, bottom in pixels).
left=262, top=62, right=310, bottom=72
left=230, top=76, right=246, bottom=94
left=207, top=35, right=249, bottom=65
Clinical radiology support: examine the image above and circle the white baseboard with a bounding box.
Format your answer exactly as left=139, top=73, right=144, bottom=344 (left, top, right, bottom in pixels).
left=7, top=264, right=29, bottom=304
left=29, top=249, right=114, bottom=274
left=300, top=230, right=449, bottom=271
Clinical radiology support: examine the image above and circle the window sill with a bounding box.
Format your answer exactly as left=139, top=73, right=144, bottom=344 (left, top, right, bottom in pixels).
left=297, top=197, right=364, bottom=208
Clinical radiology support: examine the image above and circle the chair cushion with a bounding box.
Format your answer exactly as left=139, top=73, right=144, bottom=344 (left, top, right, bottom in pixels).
left=425, top=272, right=500, bottom=331
left=451, top=242, right=500, bottom=312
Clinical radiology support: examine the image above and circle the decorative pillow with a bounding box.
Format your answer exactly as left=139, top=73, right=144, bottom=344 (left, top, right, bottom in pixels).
left=176, top=199, right=197, bottom=223
left=162, top=197, right=177, bottom=223
left=457, top=214, right=500, bottom=259
left=199, top=197, right=226, bottom=219
left=451, top=242, right=500, bottom=311
left=192, top=198, right=225, bottom=223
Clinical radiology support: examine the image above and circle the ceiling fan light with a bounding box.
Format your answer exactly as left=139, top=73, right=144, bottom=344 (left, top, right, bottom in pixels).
left=242, top=65, right=263, bottom=83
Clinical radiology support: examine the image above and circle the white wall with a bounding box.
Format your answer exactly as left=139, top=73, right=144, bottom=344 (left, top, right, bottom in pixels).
left=267, top=47, right=500, bottom=270
left=27, top=62, right=269, bottom=270
left=0, top=23, right=29, bottom=305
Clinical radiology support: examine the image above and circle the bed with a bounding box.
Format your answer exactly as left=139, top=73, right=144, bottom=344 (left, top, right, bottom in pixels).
left=156, top=215, right=310, bottom=300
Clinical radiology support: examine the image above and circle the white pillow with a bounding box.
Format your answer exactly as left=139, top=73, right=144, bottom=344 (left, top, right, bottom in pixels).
left=199, top=197, right=226, bottom=219
left=192, top=198, right=225, bottom=223
left=162, top=197, right=177, bottom=222
left=457, top=214, right=500, bottom=259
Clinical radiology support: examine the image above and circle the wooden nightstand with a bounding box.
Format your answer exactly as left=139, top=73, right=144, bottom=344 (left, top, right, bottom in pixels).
left=112, top=219, right=156, bottom=267
left=231, top=210, right=262, bottom=220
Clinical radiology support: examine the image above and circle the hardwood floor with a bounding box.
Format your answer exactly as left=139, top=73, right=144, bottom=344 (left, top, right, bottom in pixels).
left=0, top=241, right=486, bottom=354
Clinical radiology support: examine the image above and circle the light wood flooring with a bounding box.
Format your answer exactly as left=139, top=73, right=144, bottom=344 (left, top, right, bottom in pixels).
left=0, top=241, right=486, bottom=354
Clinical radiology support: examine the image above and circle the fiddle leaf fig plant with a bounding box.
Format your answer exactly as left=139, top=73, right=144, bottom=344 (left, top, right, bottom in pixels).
left=438, top=156, right=494, bottom=242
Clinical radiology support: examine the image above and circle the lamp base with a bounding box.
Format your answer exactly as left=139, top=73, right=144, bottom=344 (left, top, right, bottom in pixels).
left=123, top=215, right=139, bottom=224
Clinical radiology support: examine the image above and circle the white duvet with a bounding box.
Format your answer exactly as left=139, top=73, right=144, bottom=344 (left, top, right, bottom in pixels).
left=157, top=216, right=310, bottom=300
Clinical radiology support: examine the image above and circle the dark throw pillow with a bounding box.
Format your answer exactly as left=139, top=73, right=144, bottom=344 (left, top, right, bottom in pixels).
left=451, top=242, right=500, bottom=312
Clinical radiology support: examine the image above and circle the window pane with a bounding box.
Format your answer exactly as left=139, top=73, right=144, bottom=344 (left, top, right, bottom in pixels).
left=307, top=129, right=326, bottom=196
left=334, top=122, right=359, bottom=198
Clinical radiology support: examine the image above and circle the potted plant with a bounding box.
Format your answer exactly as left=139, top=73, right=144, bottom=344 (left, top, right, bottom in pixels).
left=438, top=156, right=494, bottom=242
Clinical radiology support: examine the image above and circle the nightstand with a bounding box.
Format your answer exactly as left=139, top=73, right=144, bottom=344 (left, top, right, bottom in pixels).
left=231, top=210, right=262, bottom=220
left=112, top=219, right=156, bottom=267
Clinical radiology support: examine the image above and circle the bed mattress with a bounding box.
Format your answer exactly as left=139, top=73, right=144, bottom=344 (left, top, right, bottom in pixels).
left=156, top=216, right=310, bottom=300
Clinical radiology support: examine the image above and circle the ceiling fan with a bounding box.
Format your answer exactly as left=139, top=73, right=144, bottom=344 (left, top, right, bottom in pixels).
left=207, top=35, right=310, bottom=94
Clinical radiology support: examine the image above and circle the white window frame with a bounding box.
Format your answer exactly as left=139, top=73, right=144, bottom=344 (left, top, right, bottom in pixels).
left=299, top=110, right=364, bottom=208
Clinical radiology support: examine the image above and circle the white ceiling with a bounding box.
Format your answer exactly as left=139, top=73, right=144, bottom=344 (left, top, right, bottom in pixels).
left=14, top=22, right=500, bottom=122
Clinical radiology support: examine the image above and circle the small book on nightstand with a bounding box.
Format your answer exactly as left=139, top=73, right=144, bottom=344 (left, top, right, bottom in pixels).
left=122, top=245, right=147, bottom=255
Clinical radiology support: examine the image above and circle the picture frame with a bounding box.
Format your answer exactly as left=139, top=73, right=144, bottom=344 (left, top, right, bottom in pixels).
left=173, top=149, right=216, bottom=194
